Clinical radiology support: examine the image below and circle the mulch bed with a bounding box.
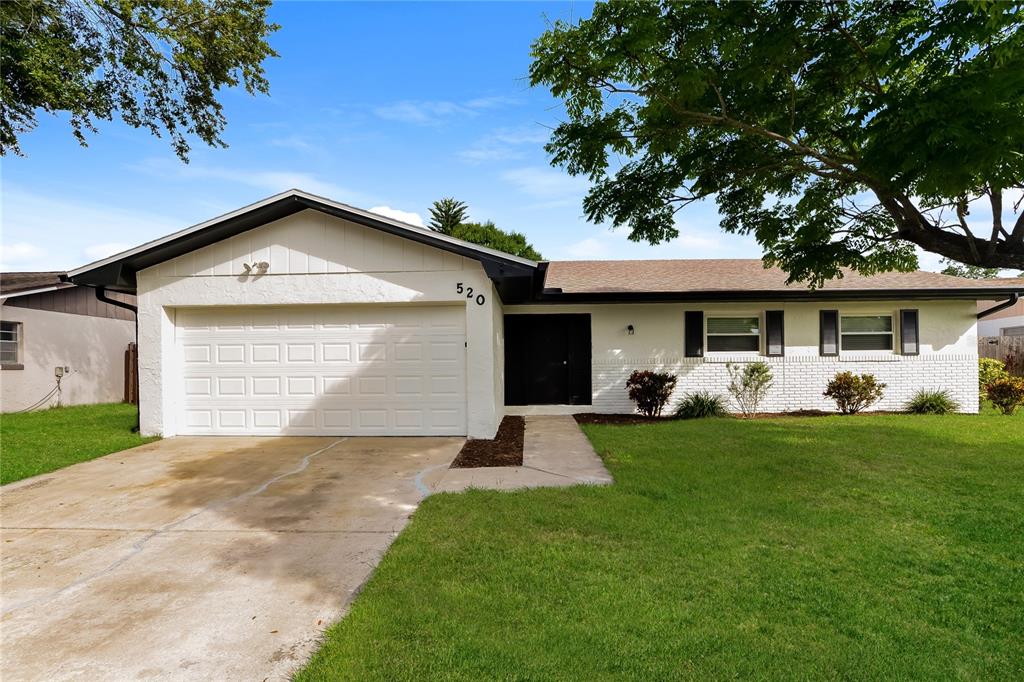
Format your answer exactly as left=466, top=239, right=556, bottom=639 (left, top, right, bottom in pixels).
left=576, top=410, right=907, bottom=424
left=451, top=415, right=524, bottom=468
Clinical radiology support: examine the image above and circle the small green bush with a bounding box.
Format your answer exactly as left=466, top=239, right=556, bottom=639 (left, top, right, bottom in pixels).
left=626, top=370, right=678, bottom=417
left=986, top=376, right=1024, bottom=415
left=824, top=371, right=886, bottom=414
left=904, top=389, right=960, bottom=415
left=674, top=392, right=729, bottom=419
left=979, top=358, right=1008, bottom=401
left=725, top=361, right=774, bottom=418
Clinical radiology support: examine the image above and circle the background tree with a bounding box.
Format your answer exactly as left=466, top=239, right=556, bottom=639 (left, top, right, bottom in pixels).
left=530, top=1, right=1024, bottom=285
left=428, top=197, right=469, bottom=234
left=448, top=221, right=543, bottom=261
left=938, top=258, right=999, bottom=280
left=1, top=0, right=278, bottom=161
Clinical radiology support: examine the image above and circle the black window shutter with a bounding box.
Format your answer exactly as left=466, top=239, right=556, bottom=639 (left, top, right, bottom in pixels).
left=820, top=310, right=839, bottom=356
left=684, top=311, right=704, bottom=357
left=900, top=309, right=920, bottom=355
left=765, top=310, right=785, bottom=356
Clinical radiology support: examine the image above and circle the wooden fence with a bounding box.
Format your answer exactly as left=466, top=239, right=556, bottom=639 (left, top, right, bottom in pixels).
left=124, top=342, right=139, bottom=404
left=979, top=336, right=1024, bottom=375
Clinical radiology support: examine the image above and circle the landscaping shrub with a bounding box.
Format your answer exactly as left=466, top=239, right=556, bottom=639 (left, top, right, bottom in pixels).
left=725, top=361, right=773, bottom=418
left=904, top=389, right=960, bottom=415
left=979, top=358, right=1009, bottom=400
left=674, top=392, right=729, bottom=419
left=824, top=371, right=886, bottom=414
left=986, top=376, right=1024, bottom=415
left=625, top=370, right=678, bottom=417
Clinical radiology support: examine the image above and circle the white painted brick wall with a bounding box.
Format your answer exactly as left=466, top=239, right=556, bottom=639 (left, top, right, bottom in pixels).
left=593, top=354, right=979, bottom=414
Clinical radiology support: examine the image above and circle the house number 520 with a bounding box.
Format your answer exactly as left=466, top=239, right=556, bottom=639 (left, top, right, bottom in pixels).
left=456, top=282, right=486, bottom=306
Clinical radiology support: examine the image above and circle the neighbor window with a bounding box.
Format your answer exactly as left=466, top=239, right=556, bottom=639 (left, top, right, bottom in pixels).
left=840, top=315, right=893, bottom=351
left=707, top=316, right=760, bottom=352
left=1, top=321, right=21, bottom=365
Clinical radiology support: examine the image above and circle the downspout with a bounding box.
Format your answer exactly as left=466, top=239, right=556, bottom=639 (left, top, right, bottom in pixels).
left=977, top=293, right=1019, bottom=319
left=95, top=286, right=141, bottom=433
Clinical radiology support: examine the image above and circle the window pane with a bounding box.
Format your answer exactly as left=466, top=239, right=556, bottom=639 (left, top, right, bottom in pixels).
left=707, top=317, right=759, bottom=334
left=0, top=330, right=15, bottom=341
left=841, top=333, right=893, bottom=351
left=708, top=335, right=760, bottom=352
left=841, top=315, right=892, bottom=333
left=0, top=346, right=16, bottom=363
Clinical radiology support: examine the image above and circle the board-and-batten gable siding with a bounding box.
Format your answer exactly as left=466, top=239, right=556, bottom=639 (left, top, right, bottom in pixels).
left=153, top=209, right=477, bottom=278
left=3, top=286, right=135, bottom=321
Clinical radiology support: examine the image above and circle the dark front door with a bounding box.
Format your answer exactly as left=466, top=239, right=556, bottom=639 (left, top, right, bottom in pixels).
left=504, top=314, right=591, bottom=406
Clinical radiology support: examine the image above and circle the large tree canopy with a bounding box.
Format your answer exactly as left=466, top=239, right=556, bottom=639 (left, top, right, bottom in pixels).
left=1, top=0, right=278, bottom=161
left=448, top=221, right=543, bottom=261
left=530, top=0, right=1024, bottom=284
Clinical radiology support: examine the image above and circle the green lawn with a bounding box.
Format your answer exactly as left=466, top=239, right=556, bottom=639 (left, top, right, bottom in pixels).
left=1, top=403, right=157, bottom=484
left=298, top=411, right=1024, bottom=681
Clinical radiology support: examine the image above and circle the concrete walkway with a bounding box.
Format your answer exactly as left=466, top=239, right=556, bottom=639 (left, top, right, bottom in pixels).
left=429, top=415, right=613, bottom=492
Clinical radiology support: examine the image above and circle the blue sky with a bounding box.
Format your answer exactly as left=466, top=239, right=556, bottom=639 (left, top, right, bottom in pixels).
left=0, top=1, right=967, bottom=273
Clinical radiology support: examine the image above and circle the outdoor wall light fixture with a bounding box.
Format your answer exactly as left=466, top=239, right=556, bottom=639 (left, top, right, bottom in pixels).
left=627, top=324, right=635, bottom=335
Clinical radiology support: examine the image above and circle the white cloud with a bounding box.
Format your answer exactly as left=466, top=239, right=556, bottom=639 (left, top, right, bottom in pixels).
left=83, top=243, right=131, bottom=261
left=0, top=242, right=46, bottom=271
left=501, top=167, right=590, bottom=200
left=374, top=96, right=520, bottom=126
left=550, top=224, right=737, bottom=262
left=564, top=237, right=612, bottom=259
left=368, top=206, right=424, bottom=227
left=269, top=135, right=317, bottom=153
left=1, top=185, right=184, bottom=271
left=132, top=158, right=361, bottom=203
left=458, top=126, right=551, bottom=164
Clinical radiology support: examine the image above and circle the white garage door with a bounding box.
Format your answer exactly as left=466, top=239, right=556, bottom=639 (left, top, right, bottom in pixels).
left=175, top=306, right=466, bottom=435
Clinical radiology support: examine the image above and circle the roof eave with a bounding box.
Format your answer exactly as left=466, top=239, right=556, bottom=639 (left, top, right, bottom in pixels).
left=534, top=287, right=1024, bottom=303
left=66, top=190, right=539, bottom=293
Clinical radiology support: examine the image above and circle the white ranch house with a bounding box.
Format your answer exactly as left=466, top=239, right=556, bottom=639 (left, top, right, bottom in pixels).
left=67, top=190, right=1024, bottom=438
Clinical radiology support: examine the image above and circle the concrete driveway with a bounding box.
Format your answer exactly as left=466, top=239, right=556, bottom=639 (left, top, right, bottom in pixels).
left=1, top=436, right=462, bottom=681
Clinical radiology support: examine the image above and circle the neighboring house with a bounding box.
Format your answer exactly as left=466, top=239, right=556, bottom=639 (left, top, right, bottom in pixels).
left=977, top=281, right=1024, bottom=336
left=66, top=190, right=1024, bottom=438
left=0, top=272, right=136, bottom=412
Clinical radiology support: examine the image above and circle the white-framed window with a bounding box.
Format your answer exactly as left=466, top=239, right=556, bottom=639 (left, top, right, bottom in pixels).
left=840, top=314, right=893, bottom=351
left=1, top=321, right=22, bottom=366
left=706, top=315, right=761, bottom=353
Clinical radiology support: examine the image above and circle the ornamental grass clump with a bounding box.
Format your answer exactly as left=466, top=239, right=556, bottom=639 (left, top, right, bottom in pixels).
left=904, top=389, right=960, bottom=415
left=674, top=392, right=729, bottom=419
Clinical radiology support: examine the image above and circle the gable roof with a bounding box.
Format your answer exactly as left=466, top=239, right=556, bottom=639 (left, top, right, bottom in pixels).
left=66, top=189, right=539, bottom=296
left=62, top=189, right=1023, bottom=303
left=542, top=259, right=1024, bottom=301
left=0, top=271, right=73, bottom=298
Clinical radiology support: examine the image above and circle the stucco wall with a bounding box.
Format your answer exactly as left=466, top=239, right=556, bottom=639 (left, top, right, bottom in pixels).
left=0, top=305, right=134, bottom=412
left=505, top=300, right=980, bottom=414
left=978, top=314, right=1024, bottom=336
left=136, top=209, right=503, bottom=438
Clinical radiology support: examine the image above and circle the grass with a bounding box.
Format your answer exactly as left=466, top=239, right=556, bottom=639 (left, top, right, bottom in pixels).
left=298, top=410, right=1024, bottom=681
left=1, top=403, right=157, bottom=484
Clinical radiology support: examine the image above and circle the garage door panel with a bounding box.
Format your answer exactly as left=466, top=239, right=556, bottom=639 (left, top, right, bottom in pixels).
left=176, top=305, right=466, bottom=435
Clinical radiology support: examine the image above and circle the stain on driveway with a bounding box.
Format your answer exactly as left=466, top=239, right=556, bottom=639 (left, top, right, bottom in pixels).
left=0, top=436, right=462, bottom=681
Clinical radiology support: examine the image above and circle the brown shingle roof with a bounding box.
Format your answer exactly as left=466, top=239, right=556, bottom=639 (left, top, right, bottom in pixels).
left=0, top=271, right=71, bottom=296
left=543, top=259, right=1024, bottom=295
